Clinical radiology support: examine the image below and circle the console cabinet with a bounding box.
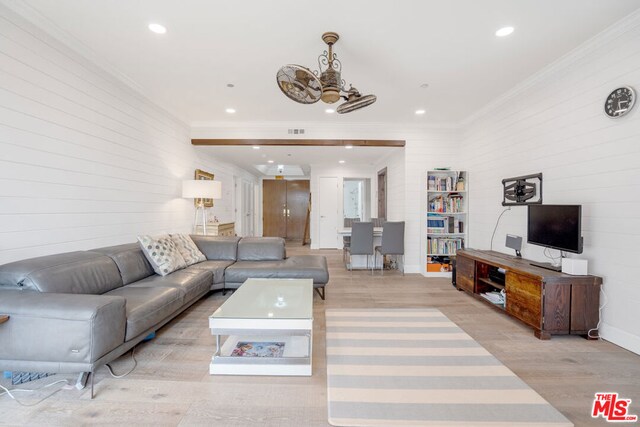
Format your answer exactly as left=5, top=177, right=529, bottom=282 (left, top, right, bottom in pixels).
left=456, top=249, right=602, bottom=340
left=195, top=222, right=235, bottom=237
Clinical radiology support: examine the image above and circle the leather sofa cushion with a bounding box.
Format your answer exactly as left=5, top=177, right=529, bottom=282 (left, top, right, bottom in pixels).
left=190, top=236, right=240, bottom=261
left=0, top=251, right=123, bottom=294
left=0, top=291, right=126, bottom=365
left=184, top=260, right=235, bottom=285
left=93, top=243, right=154, bottom=285
left=127, top=270, right=212, bottom=303
left=225, top=255, right=329, bottom=285
left=104, top=286, right=184, bottom=341
left=237, top=237, right=285, bottom=261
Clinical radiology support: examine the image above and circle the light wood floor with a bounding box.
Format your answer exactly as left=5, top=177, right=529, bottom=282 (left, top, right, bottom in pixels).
left=1, top=244, right=639, bottom=426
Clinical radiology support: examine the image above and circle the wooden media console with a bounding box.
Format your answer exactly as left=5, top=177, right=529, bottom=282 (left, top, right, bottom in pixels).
left=455, top=249, right=602, bottom=340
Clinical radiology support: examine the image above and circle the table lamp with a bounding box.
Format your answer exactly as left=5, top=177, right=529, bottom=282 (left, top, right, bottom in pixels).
left=182, top=180, right=222, bottom=234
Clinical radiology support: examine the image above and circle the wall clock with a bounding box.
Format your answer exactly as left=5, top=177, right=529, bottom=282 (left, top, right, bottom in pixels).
left=604, top=86, right=635, bottom=118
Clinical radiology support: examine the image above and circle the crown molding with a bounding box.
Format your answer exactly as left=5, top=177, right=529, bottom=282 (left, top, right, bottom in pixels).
left=0, top=0, right=189, bottom=129
left=459, top=7, right=640, bottom=129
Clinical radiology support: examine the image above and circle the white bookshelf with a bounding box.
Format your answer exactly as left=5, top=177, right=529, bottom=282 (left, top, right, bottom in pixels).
left=423, top=170, right=468, bottom=277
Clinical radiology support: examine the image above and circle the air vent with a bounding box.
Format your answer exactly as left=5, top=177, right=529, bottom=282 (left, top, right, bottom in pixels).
left=287, top=128, right=305, bottom=135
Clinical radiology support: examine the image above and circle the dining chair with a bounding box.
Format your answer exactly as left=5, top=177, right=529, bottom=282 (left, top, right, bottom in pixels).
left=375, top=221, right=405, bottom=275
left=342, top=217, right=360, bottom=265
left=345, top=222, right=374, bottom=275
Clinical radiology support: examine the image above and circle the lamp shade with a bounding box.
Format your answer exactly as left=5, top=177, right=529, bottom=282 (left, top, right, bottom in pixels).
left=182, top=180, right=222, bottom=199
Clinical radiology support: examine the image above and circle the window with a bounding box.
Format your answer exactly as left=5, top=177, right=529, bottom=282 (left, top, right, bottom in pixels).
left=343, top=178, right=370, bottom=221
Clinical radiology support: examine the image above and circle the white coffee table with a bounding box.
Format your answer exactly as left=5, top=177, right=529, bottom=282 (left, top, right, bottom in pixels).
left=209, top=278, right=313, bottom=376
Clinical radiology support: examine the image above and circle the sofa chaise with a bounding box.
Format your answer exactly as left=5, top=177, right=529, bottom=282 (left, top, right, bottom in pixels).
left=0, top=236, right=328, bottom=397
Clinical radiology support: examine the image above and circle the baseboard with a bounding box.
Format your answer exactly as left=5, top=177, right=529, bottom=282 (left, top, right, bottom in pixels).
left=404, top=264, right=421, bottom=274
left=599, top=323, right=640, bottom=356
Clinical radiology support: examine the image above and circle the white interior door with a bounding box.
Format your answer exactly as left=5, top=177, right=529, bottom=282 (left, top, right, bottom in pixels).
left=319, top=176, right=339, bottom=248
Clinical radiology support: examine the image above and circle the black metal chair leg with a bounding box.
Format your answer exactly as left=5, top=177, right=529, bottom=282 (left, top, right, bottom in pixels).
left=314, top=287, right=325, bottom=300
left=90, top=371, right=94, bottom=399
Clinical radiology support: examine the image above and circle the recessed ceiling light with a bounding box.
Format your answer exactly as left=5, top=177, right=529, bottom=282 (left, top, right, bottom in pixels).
left=268, top=160, right=274, bottom=163
left=495, top=26, right=514, bottom=37
left=420, top=83, right=429, bottom=89
left=252, top=146, right=260, bottom=150
left=338, top=160, right=345, bottom=164
left=225, top=108, right=236, bottom=114
left=148, top=23, right=167, bottom=34
left=226, top=83, right=235, bottom=88
left=415, top=109, right=426, bottom=115
left=325, top=108, right=335, bottom=114
left=345, top=145, right=353, bottom=149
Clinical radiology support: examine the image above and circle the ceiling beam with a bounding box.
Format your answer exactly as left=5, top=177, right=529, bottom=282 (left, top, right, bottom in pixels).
left=191, top=139, right=405, bottom=147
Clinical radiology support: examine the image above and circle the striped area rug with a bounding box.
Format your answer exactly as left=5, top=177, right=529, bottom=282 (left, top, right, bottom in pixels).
left=326, top=308, right=573, bottom=427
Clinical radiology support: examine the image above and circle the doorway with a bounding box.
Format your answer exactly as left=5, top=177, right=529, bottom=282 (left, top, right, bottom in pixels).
left=377, top=167, right=387, bottom=220
left=343, top=178, right=371, bottom=221
left=262, top=179, right=310, bottom=240
left=318, top=176, right=338, bottom=248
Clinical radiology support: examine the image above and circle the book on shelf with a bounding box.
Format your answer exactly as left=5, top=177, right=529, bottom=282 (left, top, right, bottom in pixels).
left=427, top=236, right=464, bottom=255
left=427, top=171, right=466, bottom=193
left=230, top=341, right=285, bottom=358
left=427, top=216, right=447, bottom=233
left=428, top=194, right=464, bottom=213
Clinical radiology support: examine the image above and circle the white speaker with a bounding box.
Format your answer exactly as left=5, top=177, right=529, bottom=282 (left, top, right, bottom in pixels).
left=561, top=258, right=588, bottom=275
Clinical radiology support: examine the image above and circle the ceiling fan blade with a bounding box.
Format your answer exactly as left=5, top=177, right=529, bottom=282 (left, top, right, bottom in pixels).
left=276, top=64, right=322, bottom=104
left=337, top=94, right=377, bottom=114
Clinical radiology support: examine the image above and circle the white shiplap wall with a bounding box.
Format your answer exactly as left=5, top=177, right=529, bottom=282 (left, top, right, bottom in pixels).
left=0, top=4, right=256, bottom=264
left=461, top=13, right=640, bottom=354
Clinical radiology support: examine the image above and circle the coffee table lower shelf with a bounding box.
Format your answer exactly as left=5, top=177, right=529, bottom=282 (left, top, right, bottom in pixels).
left=210, top=334, right=312, bottom=376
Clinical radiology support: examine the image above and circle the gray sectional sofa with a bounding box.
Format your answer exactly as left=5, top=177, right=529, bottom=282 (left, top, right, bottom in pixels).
left=0, top=236, right=328, bottom=396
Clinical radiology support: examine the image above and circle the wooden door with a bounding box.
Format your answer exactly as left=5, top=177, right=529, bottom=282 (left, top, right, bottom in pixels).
left=378, top=168, right=387, bottom=219
left=285, top=180, right=310, bottom=240
left=263, top=180, right=287, bottom=237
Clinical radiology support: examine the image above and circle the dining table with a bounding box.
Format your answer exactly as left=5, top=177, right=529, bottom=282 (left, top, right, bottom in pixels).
left=337, top=227, right=384, bottom=237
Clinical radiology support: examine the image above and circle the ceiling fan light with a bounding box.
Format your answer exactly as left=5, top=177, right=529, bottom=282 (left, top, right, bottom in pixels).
left=321, top=88, right=341, bottom=104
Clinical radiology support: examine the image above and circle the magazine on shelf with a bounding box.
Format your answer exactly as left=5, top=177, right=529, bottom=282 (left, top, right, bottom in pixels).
left=231, top=341, right=285, bottom=358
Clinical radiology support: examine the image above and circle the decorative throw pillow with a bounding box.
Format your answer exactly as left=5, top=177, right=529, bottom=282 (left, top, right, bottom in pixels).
left=137, top=234, right=187, bottom=276
left=170, top=234, right=206, bottom=266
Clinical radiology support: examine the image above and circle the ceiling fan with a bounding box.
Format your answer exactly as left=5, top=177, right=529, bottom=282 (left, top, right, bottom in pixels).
left=276, top=32, right=377, bottom=114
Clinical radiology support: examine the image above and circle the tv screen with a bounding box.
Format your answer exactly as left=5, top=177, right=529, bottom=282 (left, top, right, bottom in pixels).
left=527, top=205, right=583, bottom=254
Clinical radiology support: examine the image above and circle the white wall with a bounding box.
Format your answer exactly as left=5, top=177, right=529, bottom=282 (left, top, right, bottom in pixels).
left=0, top=4, right=256, bottom=264
left=461, top=12, right=640, bottom=355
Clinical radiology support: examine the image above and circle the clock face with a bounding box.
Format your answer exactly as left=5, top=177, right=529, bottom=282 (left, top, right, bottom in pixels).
left=605, top=86, right=635, bottom=118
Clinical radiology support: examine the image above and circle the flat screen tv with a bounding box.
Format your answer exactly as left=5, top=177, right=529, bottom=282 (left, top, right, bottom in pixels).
left=527, top=204, right=583, bottom=254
